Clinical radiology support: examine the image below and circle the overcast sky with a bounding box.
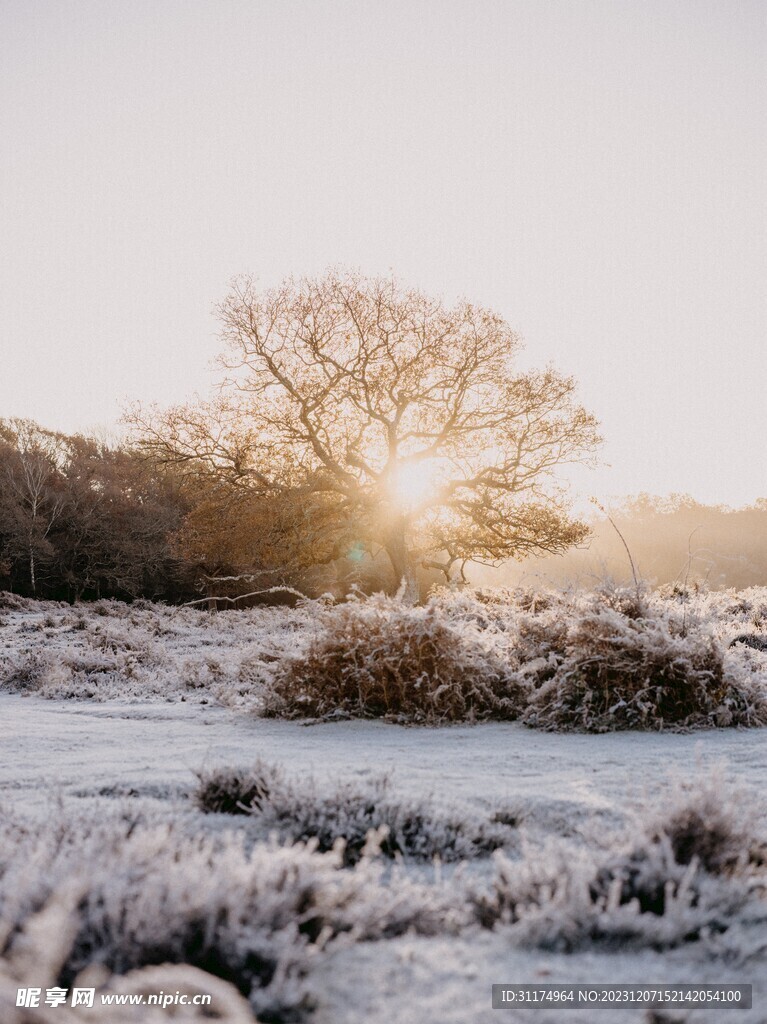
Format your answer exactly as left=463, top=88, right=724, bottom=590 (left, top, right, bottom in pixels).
left=1, top=0, right=765, bottom=506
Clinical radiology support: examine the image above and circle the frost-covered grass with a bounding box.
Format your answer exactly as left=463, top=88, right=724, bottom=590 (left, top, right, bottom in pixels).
left=0, top=596, right=310, bottom=710
left=473, top=769, right=767, bottom=953
left=2, top=584, right=767, bottom=730
left=0, top=810, right=465, bottom=1022
left=4, top=586, right=767, bottom=1022
left=195, top=760, right=513, bottom=864
left=1, top=771, right=766, bottom=1023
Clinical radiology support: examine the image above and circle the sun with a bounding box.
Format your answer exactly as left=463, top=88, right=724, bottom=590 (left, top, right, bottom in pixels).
left=388, top=460, right=443, bottom=511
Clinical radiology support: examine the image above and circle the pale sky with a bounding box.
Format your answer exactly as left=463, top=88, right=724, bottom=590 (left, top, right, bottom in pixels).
left=1, top=0, right=765, bottom=506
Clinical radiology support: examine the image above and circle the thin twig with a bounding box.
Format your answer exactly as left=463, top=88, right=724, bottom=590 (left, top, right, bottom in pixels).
left=591, top=499, right=641, bottom=599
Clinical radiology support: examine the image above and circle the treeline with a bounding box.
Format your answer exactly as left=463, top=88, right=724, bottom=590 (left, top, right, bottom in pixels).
left=0, top=419, right=193, bottom=602
left=0, top=418, right=378, bottom=603
left=4, top=418, right=767, bottom=602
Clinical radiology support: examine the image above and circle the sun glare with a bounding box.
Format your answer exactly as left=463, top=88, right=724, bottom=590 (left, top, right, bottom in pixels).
left=388, top=460, right=442, bottom=511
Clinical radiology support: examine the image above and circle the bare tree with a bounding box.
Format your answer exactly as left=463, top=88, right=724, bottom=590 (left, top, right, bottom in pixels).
left=0, top=419, right=64, bottom=594
left=133, top=271, right=601, bottom=601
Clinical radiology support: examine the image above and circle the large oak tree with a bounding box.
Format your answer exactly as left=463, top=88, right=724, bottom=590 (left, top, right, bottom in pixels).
left=134, top=271, right=601, bottom=601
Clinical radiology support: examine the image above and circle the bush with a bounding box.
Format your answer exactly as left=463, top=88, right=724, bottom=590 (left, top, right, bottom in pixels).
left=638, top=771, right=767, bottom=876
left=196, top=763, right=512, bottom=865
left=264, top=594, right=527, bottom=723
left=523, top=603, right=737, bottom=731
left=0, top=592, right=31, bottom=611
left=195, top=760, right=281, bottom=816
left=585, top=772, right=767, bottom=938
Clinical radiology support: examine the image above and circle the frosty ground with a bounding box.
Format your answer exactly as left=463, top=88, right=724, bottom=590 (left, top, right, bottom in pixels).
left=2, top=590, right=767, bottom=1023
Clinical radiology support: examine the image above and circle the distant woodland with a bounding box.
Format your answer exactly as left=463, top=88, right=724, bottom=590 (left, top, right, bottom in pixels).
left=0, top=419, right=192, bottom=602
left=495, top=494, right=767, bottom=593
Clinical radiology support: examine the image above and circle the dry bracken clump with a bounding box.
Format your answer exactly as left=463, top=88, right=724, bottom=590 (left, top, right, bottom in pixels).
left=264, top=593, right=527, bottom=723
left=639, top=770, right=767, bottom=876
left=523, top=604, right=736, bottom=731
left=195, top=759, right=281, bottom=815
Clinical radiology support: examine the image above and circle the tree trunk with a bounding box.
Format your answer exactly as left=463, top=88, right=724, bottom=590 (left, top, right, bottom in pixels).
left=384, top=517, right=419, bottom=605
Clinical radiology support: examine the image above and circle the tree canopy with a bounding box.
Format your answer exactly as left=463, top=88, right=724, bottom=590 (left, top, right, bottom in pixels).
left=133, top=271, right=601, bottom=601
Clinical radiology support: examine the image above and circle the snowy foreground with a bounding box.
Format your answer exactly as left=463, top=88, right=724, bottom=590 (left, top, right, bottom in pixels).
left=1, top=590, right=767, bottom=1022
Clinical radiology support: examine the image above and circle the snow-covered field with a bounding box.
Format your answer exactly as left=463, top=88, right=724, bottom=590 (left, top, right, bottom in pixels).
left=2, top=589, right=767, bottom=1023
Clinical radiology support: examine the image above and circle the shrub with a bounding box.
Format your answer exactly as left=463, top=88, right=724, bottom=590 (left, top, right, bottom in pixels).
left=637, top=771, right=767, bottom=876
left=195, top=760, right=281, bottom=816
left=264, top=594, right=527, bottom=723
left=196, top=764, right=512, bottom=865
left=523, top=604, right=736, bottom=731
left=0, top=651, right=46, bottom=692
left=585, top=772, right=767, bottom=939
